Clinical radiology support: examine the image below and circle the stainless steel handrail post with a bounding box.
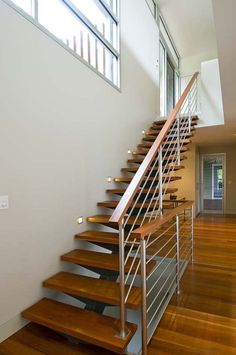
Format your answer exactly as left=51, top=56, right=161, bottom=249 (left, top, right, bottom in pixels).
left=177, top=116, right=180, bottom=166
left=159, top=145, right=163, bottom=215
left=176, top=214, right=181, bottom=295
left=118, top=218, right=127, bottom=338
left=141, top=239, right=147, bottom=355
left=188, top=90, right=192, bottom=133
left=190, top=205, right=194, bottom=263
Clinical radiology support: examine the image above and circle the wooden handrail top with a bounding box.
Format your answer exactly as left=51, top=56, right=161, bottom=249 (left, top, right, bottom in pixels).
left=109, top=72, right=199, bottom=225
left=131, top=201, right=194, bottom=240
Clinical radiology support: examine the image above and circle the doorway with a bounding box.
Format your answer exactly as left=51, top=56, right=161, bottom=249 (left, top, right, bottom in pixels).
left=200, top=154, right=226, bottom=213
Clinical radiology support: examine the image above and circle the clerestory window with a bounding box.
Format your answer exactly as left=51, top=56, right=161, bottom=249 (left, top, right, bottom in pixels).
left=7, top=0, right=120, bottom=88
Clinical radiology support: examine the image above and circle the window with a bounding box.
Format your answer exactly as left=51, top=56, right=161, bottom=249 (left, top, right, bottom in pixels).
left=9, top=0, right=120, bottom=87
left=146, top=0, right=157, bottom=18
left=159, top=15, right=180, bottom=117
left=11, top=0, right=34, bottom=15
left=159, top=42, right=165, bottom=117
left=146, top=1, right=180, bottom=116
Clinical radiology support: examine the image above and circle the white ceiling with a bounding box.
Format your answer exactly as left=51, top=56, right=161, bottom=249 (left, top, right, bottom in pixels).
left=157, top=0, right=218, bottom=58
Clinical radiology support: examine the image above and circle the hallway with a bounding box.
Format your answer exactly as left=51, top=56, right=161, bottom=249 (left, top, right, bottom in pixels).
left=0, top=215, right=236, bottom=354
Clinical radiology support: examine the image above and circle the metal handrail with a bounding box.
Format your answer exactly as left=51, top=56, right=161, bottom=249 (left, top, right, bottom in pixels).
left=109, top=72, right=199, bottom=225
left=140, top=201, right=194, bottom=354
left=114, top=73, right=198, bottom=347
left=132, top=200, right=194, bottom=239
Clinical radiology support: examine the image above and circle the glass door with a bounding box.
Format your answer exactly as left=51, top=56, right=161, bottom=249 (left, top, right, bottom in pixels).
left=201, top=154, right=225, bottom=213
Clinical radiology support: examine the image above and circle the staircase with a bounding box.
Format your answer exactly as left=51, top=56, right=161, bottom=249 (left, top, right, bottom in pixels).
left=22, top=73, right=199, bottom=354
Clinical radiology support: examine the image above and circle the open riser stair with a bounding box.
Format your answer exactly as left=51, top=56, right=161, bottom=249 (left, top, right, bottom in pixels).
left=22, top=73, right=199, bottom=354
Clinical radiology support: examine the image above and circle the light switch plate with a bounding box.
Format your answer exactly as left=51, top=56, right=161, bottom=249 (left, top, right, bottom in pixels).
left=0, top=196, right=9, bottom=209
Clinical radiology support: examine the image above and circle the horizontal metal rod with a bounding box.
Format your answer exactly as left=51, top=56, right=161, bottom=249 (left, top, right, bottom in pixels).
left=147, top=253, right=177, bottom=297
left=179, top=240, right=190, bottom=254
left=147, top=273, right=177, bottom=328
left=147, top=264, right=177, bottom=314
left=147, top=243, right=177, bottom=280
left=180, top=249, right=191, bottom=262
left=125, top=258, right=141, bottom=302
left=180, top=246, right=191, bottom=261
left=98, top=0, right=118, bottom=23
left=124, top=246, right=140, bottom=283
left=147, top=222, right=176, bottom=248
left=147, top=232, right=177, bottom=263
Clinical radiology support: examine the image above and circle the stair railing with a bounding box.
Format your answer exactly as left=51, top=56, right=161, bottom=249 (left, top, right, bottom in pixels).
left=135, top=200, right=194, bottom=354
left=109, top=73, right=199, bottom=346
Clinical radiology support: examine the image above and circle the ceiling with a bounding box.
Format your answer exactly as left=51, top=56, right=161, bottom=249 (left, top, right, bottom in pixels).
left=157, top=0, right=218, bottom=58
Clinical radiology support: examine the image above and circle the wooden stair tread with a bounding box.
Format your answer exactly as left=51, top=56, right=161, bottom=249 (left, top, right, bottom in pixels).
left=61, top=249, right=156, bottom=274
left=97, top=200, right=173, bottom=209
left=145, top=127, right=196, bottom=136
left=22, top=298, right=137, bottom=354
left=113, top=176, right=181, bottom=183
left=132, top=146, right=189, bottom=155
left=153, top=116, right=198, bottom=125
left=151, top=121, right=197, bottom=129
left=152, top=117, right=198, bottom=127
left=150, top=122, right=197, bottom=131
left=143, top=133, right=194, bottom=141
left=138, top=139, right=191, bottom=148
left=106, top=187, right=178, bottom=196
left=121, top=166, right=184, bottom=174
left=127, top=155, right=188, bottom=165
left=43, top=272, right=140, bottom=310
left=150, top=121, right=197, bottom=130
left=87, top=214, right=150, bottom=226
left=76, top=230, right=119, bottom=245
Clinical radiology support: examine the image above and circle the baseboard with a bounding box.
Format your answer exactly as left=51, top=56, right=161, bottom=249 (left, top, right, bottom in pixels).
left=0, top=314, right=29, bottom=343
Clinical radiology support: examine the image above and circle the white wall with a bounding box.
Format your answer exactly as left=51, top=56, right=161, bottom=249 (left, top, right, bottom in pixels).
left=0, top=0, right=159, bottom=341
left=180, top=54, right=225, bottom=128
left=200, top=59, right=224, bottom=127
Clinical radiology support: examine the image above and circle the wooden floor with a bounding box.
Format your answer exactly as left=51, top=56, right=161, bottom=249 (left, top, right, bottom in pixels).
left=1, top=214, right=236, bottom=354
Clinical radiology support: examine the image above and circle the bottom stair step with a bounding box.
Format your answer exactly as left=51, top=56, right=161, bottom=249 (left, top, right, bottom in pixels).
left=22, top=298, right=137, bottom=354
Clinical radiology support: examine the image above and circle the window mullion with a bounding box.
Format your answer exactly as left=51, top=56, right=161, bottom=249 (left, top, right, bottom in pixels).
left=98, top=0, right=118, bottom=24
left=61, top=0, right=119, bottom=59
left=34, top=0, right=38, bottom=21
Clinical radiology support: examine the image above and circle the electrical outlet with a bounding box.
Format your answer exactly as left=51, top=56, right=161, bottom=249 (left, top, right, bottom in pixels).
left=0, top=196, right=9, bottom=210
